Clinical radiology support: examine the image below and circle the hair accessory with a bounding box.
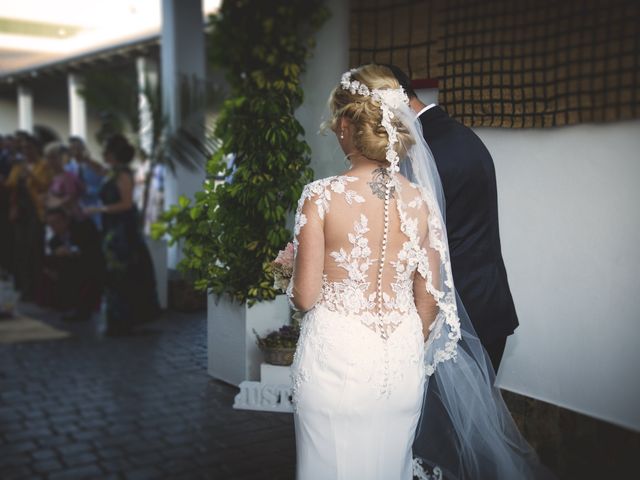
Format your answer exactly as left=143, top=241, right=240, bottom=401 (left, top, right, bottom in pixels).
left=340, top=69, right=409, bottom=177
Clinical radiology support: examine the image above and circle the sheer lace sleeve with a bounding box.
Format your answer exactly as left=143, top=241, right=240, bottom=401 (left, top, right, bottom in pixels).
left=413, top=267, right=439, bottom=340
left=403, top=188, right=440, bottom=339
left=287, top=183, right=325, bottom=311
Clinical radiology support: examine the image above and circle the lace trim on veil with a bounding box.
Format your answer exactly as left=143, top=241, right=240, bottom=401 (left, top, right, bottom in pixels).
left=341, top=69, right=461, bottom=375
left=413, top=458, right=443, bottom=480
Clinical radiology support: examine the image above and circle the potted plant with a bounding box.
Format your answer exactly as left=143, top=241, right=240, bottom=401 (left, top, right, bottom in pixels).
left=254, top=319, right=300, bottom=366
left=253, top=242, right=300, bottom=366
left=152, top=0, right=329, bottom=385
left=254, top=243, right=300, bottom=366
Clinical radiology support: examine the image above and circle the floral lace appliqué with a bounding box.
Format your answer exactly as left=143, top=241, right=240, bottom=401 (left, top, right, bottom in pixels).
left=287, top=176, right=365, bottom=305
left=288, top=175, right=462, bottom=400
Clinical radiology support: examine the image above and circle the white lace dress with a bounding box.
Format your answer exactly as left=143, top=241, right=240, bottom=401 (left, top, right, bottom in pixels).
left=287, top=173, right=439, bottom=480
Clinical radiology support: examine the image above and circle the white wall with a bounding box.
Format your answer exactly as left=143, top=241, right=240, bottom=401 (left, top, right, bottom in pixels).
left=33, top=101, right=102, bottom=158
left=0, top=95, right=18, bottom=133
left=479, top=120, right=640, bottom=432
left=34, top=102, right=70, bottom=140
left=297, top=0, right=349, bottom=180
left=411, top=86, right=640, bottom=431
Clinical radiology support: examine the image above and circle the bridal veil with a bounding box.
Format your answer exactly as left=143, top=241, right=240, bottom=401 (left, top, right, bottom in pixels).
left=340, top=67, right=555, bottom=480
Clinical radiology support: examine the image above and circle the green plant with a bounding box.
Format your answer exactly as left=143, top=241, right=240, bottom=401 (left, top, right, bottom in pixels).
left=153, top=0, right=329, bottom=305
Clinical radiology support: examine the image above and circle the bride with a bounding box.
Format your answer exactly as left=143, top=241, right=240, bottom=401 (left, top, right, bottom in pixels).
left=286, top=64, right=554, bottom=480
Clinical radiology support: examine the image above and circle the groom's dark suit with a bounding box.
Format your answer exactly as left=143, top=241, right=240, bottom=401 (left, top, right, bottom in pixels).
left=418, top=106, right=518, bottom=370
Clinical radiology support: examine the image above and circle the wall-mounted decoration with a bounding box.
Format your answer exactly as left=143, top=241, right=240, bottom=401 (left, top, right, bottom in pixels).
left=350, top=0, right=640, bottom=127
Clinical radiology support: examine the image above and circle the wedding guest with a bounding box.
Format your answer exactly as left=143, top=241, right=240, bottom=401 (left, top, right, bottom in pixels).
left=7, top=134, right=53, bottom=220
left=0, top=134, right=17, bottom=272
left=0, top=134, right=16, bottom=180
left=84, top=134, right=159, bottom=336
left=67, top=136, right=105, bottom=227
left=43, top=207, right=104, bottom=321
left=5, top=134, right=52, bottom=300
left=45, top=142, right=84, bottom=218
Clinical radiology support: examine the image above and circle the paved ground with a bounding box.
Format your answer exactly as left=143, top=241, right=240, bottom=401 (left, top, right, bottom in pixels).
left=3, top=304, right=637, bottom=480
left=0, top=304, right=295, bottom=480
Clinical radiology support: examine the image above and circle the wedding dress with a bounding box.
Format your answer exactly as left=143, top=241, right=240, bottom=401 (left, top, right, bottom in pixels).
left=287, top=69, right=555, bottom=480
left=289, top=173, right=434, bottom=479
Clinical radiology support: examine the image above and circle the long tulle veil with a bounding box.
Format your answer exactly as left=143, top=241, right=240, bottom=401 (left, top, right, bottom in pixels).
left=393, top=98, right=556, bottom=480
left=336, top=68, right=555, bottom=479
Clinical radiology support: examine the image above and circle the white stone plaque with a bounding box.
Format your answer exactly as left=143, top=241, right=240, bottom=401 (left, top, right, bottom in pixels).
left=233, top=381, right=293, bottom=413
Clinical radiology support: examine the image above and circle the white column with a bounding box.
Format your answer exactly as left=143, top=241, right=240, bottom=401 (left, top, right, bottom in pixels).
left=67, top=73, right=87, bottom=139
left=17, top=85, right=33, bottom=132
left=136, top=57, right=159, bottom=156
left=136, top=56, right=169, bottom=309
left=161, top=0, right=206, bottom=269
left=296, top=0, right=350, bottom=180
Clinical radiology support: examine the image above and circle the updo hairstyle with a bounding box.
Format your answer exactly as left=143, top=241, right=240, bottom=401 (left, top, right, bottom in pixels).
left=324, top=64, right=413, bottom=162
left=104, top=133, right=135, bottom=165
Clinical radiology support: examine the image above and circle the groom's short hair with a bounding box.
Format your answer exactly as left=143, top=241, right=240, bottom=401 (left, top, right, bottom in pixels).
left=383, top=64, right=417, bottom=99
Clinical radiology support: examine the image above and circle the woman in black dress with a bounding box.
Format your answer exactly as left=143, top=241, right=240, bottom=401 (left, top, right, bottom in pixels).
left=86, top=134, right=159, bottom=336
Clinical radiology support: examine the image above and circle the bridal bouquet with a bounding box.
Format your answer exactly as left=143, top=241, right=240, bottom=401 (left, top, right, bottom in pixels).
left=271, top=242, right=294, bottom=292
left=256, top=243, right=302, bottom=366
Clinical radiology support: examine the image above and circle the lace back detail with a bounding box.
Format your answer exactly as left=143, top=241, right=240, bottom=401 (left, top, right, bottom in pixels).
left=372, top=174, right=394, bottom=340
left=292, top=175, right=430, bottom=340
left=289, top=174, right=432, bottom=399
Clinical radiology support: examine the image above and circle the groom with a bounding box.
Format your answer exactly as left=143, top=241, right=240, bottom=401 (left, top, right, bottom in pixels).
left=388, top=65, right=519, bottom=372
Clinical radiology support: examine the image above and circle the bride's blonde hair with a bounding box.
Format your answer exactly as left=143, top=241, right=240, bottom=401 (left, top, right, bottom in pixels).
left=323, top=64, right=413, bottom=162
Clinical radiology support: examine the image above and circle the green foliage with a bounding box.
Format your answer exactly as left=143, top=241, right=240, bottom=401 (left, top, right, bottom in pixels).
left=154, top=0, right=329, bottom=306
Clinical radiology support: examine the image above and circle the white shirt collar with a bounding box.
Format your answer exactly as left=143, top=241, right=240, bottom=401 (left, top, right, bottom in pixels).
left=416, top=103, right=437, bottom=118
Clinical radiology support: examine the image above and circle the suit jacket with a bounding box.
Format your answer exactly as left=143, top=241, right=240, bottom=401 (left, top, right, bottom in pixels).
left=418, top=106, right=518, bottom=344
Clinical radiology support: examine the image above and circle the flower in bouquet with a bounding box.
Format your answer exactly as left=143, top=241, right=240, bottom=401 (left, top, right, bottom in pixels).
left=271, top=242, right=294, bottom=292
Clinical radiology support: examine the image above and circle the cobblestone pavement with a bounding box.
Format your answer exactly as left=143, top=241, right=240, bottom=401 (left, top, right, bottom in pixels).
left=0, top=304, right=295, bottom=480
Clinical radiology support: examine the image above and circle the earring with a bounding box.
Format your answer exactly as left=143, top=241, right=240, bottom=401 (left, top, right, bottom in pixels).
left=340, top=130, right=344, bottom=140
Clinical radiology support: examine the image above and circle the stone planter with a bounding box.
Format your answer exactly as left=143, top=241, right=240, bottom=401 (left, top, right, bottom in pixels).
left=207, top=294, right=289, bottom=386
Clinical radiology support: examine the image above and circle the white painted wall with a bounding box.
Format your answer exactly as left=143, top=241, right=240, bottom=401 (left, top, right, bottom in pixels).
left=34, top=91, right=102, bottom=157
left=33, top=101, right=70, bottom=140
left=479, top=121, right=640, bottom=432
left=396, top=88, right=640, bottom=431
left=297, top=0, right=350, bottom=180
left=0, top=95, right=18, bottom=133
